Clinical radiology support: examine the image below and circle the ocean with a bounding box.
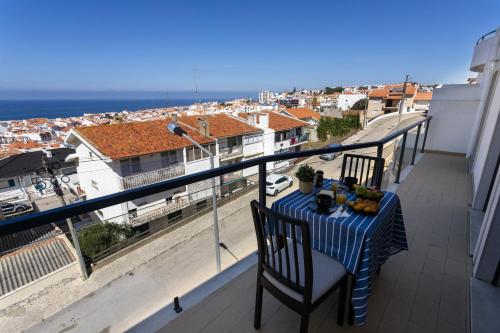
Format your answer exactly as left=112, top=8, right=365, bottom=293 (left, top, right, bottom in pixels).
left=0, top=99, right=228, bottom=121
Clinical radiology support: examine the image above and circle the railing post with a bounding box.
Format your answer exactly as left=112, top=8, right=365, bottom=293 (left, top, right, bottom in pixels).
left=376, top=143, right=383, bottom=159
left=395, top=132, right=407, bottom=184
left=259, top=163, right=266, bottom=206
left=411, top=124, right=422, bottom=165
left=421, top=118, right=431, bottom=153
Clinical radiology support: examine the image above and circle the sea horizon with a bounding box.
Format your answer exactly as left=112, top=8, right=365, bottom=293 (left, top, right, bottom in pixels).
left=0, top=97, right=241, bottom=121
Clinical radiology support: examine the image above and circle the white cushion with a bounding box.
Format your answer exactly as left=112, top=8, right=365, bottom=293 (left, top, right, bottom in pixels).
left=263, top=241, right=346, bottom=303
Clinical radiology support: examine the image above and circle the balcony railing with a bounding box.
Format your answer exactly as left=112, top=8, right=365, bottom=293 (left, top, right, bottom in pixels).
left=219, top=146, right=243, bottom=159
left=121, top=163, right=185, bottom=190
left=274, top=134, right=308, bottom=150
left=128, top=198, right=190, bottom=226
left=0, top=116, right=431, bottom=234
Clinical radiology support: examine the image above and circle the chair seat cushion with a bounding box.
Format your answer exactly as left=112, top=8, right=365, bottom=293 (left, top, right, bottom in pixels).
left=263, top=241, right=346, bottom=303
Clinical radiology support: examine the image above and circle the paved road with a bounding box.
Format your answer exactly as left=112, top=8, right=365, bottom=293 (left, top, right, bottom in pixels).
left=4, top=112, right=425, bottom=333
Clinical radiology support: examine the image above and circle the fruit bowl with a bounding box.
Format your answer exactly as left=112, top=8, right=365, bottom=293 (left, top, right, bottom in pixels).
left=347, top=198, right=380, bottom=215
left=353, top=185, right=384, bottom=202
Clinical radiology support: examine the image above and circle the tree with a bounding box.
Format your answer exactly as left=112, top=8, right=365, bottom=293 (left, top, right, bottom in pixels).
left=78, top=222, right=136, bottom=260
left=350, top=98, right=368, bottom=110
left=324, top=86, right=344, bottom=94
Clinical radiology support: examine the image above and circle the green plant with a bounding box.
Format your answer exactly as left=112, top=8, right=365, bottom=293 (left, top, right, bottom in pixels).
left=350, top=98, right=368, bottom=110
left=295, top=164, right=315, bottom=182
left=77, top=222, right=136, bottom=260
left=317, top=115, right=361, bottom=141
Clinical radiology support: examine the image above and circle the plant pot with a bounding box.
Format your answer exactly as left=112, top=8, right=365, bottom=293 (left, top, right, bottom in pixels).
left=299, top=180, right=314, bottom=194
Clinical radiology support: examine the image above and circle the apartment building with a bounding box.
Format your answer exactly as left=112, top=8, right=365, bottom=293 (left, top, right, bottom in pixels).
left=238, top=111, right=310, bottom=170
left=367, top=83, right=433, bottom=118
left=65, top=120, right=217, bottom=226
left=177, top=114, right=264, bottom=196
left=65, top=115, right=265, bottom=224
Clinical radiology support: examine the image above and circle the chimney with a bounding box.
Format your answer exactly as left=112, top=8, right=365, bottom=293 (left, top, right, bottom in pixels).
left=197, top=118, right=210, bottom=137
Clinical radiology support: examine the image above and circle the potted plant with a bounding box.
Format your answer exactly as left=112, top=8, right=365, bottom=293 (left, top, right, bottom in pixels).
left=295, top=164, right=315, bottom=194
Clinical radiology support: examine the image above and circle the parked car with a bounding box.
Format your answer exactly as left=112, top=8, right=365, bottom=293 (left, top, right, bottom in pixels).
left=266, top=174, right=293, bottom=196
left=319, top=143, right=343, bottom=161
left=1, top=201, right=31, bottom=216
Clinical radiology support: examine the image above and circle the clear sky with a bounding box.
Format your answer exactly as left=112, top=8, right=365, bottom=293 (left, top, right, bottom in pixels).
left=0, top=0, right=499, bottom=99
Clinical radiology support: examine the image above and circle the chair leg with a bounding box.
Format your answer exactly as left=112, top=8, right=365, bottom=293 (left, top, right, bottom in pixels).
left=300, top=314, right=309, bottom=333
left=348, top=275, right=355, bottom=325
left=337, top=276, right=347, bottom=326
left=254, top=283, right=263, bottom=329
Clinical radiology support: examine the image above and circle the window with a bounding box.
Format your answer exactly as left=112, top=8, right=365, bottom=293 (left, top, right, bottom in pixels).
left=128, top=209, right=138, bottom=219
left=0, top=179, right=16, bottom=189
left=91, top=180, right=99, bottom=190
left=121, top=157, right=142, bottom=176
left=97, top=210, right=104, bottom=218
left=187, top=143, right=216, bottom=162
left=161, top=150, right=182, bottom=168
left=244, top=134, right=263, bottom=145
left=276, top=177, right=287, bottom=184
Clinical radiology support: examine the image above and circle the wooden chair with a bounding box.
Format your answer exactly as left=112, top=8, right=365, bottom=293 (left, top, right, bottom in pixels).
left=340, top=154, right=385, bottom=189
left=251, top=200, right=348, bottom=333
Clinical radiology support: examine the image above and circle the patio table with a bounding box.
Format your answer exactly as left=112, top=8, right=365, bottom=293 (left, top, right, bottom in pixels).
left=271, top=179, right=408, bottom=325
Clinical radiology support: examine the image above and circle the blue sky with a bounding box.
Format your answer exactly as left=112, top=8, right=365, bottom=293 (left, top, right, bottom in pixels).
left=0, top=0, right=499, bottom=99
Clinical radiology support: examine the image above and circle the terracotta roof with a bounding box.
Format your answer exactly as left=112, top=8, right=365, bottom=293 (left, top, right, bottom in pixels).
left=239, top=112, right=309, bottom=131
left=178, top=114, right=262, bottom=138
left=369, top=84, right=417, bottom=98
left=284, top=107, right=320, bottom=121
left=414, top=92, right=433, bottom=101
left=75, top=119, right=215, bottom=160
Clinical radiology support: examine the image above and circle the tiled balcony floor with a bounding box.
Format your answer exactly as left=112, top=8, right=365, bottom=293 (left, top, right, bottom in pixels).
left=160, top=152, right=471, bottom=333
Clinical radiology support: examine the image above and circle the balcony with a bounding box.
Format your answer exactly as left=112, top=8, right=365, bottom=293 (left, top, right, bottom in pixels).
left=2, top=112, right=499, bottom=333
left=121, top=163, right=185, bottom=190
left=470, top=29, right=497, bottom=72
left=128, top=198, right=190, bottom=226
left=219, top=146, right=244, bottom=160
left=274, top=134, right=308, bottom=151
left=222, top=170, right=244, bottom=182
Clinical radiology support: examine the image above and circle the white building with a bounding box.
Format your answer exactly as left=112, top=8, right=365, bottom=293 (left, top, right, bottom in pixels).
left=65, top=114, right=265, bottom=225
left=336, top=92, right=367, bottom=110
left=238, top=111, right=310, bottom=171
left=258, top=91, right=277, bottom=103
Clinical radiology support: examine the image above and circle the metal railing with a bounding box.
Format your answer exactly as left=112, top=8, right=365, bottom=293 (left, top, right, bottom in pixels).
left=129, top=198, right=190, bottom=226
left=476, top=29, right=496, bottom=45
left=121, top=163, right=185, bottom=190
left=0, top=116, right=431, bottom=234
left=222, top=170, right=244, bottom=182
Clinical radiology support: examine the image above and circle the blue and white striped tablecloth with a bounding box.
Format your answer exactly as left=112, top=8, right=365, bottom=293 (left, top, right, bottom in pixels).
left=271, top=179, right=408, bottom=325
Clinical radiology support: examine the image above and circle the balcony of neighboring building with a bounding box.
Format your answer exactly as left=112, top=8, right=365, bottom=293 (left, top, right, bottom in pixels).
left=470, top=29, right=498, bottom=72
left=219, top=136, right=245, bottom=161
left=121, top=162, right=185, bottom=190
left=274, top=131, right=308, bottom=151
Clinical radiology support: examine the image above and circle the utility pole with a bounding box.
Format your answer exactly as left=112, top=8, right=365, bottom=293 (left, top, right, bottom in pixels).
left=392, top=74, right=412, bottom=174
left=42, top=153, right=88, bottom=280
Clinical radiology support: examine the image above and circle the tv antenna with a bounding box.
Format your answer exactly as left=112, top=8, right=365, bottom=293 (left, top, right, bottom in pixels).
left=193, top=68, right=199, bottom=103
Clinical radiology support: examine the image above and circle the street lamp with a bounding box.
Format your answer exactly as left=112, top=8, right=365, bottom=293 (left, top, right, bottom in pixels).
left=167, top=122, right=221, bottom=273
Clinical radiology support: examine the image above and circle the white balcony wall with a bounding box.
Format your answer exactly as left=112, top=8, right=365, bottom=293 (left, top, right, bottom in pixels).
left=242, top=136, right=264, bottom=177
left=470, top=33, right=497, bottom=72
left=426, top=84, right=481, bottom=154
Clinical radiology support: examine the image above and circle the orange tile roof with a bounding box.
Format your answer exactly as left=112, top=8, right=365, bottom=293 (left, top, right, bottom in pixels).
left=414, top=92, right=433, bottom=101
left=178, top=114, right=262, bottom=138
left=284, top=107, right=321, bottom=121
left=369, top=83, right=417, bottom=98
left=239, top=111, right=309, bottom=131
left=75, top=119, right=215, bottom=160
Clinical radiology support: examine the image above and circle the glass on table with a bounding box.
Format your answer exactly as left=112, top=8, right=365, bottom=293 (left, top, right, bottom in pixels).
left=336, top=188, right=348, bottom=205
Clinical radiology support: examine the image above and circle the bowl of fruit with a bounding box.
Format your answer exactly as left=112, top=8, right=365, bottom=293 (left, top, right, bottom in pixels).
left=353, top=185, right=384, bottom=202
left=347, top=198, right=380, bottom=215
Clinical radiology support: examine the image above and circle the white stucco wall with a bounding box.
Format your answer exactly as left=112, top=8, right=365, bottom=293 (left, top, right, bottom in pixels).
left=426, top=84, right=481, bottom=154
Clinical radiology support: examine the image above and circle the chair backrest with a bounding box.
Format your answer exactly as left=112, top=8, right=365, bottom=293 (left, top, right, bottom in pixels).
left=250, top=200, right=313, bottom=300
left=340, top=154, right=385, bottom=188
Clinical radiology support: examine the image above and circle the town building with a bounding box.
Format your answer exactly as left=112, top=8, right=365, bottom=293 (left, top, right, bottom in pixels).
left=336, top=92, right=367, bottom=110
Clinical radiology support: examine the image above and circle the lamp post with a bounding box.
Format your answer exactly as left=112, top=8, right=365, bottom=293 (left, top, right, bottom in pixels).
left=167, top=123, right=221, bottom=273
